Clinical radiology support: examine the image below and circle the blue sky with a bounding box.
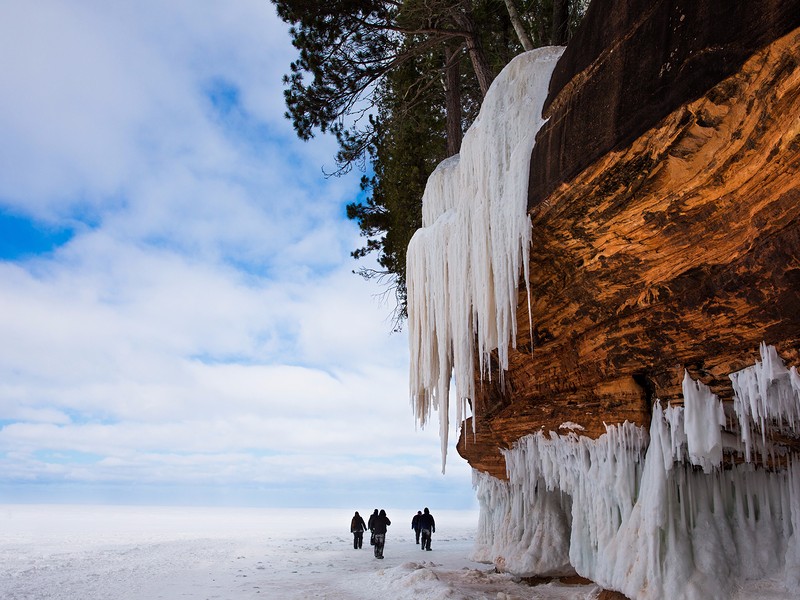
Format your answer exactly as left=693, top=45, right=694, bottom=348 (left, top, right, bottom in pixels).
left=0, top=0, right=475, bottom=509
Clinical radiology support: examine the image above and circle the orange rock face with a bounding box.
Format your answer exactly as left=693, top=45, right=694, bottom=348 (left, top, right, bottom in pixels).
left=458, top=29, right=800, bottom=480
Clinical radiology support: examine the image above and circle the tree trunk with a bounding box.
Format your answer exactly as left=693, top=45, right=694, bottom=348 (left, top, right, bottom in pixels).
left=443, top=45, right=463, bottom=156
left=452, top=8, right=495, bottom=97
left=551, top=0, right=570, bottom=45
left=503, top=0, right=534, bottom=51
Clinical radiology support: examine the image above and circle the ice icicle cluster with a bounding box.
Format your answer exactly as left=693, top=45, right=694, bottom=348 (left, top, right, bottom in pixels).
left=681, top=371, right=726, bottom=472
left=407, top=46, right=565, bottom=468
left=472, top=346, right=800, bottom=599
left=472, top=424, right=645, bottom=578
left=731, top=342, right=800, bottom=462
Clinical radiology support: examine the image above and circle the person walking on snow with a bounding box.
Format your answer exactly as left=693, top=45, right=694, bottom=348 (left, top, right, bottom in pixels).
left=419, top=507, right=435, bottom=551
left=367, top=508, right=379, bottom=546
left=411, top=510, right=422, bottom=544
left=371, top=509, right=391, bottom=559
left=350, top=511, right=367, bottom=549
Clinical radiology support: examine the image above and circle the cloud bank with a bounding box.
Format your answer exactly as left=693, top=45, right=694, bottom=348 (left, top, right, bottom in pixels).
left=0, top=0, right=474, bottom=508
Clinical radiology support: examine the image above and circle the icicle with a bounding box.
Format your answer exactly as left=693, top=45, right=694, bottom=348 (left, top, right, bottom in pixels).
left=731, top=343, right=800, bottom=462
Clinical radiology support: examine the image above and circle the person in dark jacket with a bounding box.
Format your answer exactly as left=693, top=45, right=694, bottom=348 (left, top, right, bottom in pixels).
left=367, top=508, right=379, bottom=546
left=411, top=510, right=422, bottom=544
left=350, top=511, right=367, bottom=549
left=419, top=507, right=435, bottom=551
left=371, top=509, right=391, bottom=559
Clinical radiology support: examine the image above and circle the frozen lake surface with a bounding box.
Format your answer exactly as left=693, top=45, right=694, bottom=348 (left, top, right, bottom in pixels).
left=0, top=504, right=598, bottom=600
left=0, top=504, right=790, bottom=599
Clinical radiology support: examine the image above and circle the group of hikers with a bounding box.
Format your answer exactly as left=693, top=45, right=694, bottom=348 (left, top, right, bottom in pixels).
left=349, top=509, right=391, bottom=558
left=349, top=507, right=436, bottom=559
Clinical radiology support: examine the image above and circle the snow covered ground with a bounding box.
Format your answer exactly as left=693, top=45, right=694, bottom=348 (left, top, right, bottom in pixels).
left=0, top=504, right=790, bottom=599
left=0, top=504, right=598, bottom=600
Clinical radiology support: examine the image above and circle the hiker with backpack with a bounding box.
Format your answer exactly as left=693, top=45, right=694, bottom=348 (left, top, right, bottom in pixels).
left=411, top=510, right=422, bottom=544
left=350, top=511, right=367, bottom=549
left=367, top=508, right=379, bottom=546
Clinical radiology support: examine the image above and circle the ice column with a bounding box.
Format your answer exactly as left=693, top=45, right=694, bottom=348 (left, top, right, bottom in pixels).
left=407, top=47, right=566, bottom=467
left=472, top=460, right=574, bottom=576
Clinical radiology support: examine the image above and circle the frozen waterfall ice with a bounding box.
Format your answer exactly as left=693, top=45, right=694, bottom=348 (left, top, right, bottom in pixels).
left=406, top=46, right=565, bottom=469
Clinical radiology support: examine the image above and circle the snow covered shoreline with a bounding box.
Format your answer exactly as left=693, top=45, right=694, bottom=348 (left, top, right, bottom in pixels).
left=0, top=503, right=792, bottom=599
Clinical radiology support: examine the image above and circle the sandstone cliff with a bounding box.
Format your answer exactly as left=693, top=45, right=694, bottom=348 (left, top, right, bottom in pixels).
left=457, top=0, right=800, bottom=481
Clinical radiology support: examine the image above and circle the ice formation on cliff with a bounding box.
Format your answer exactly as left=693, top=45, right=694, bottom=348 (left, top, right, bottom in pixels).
left=473, top=344, right=800, bottom=599
left=406, top=47, right=565, bottom=466
left=405, top=34, right=800, bottom=600
left=732, top=342, right=800, bottom=462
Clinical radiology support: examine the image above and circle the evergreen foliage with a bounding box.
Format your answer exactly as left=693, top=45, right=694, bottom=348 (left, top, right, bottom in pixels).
left=347, top=51, right=450, bottom=328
